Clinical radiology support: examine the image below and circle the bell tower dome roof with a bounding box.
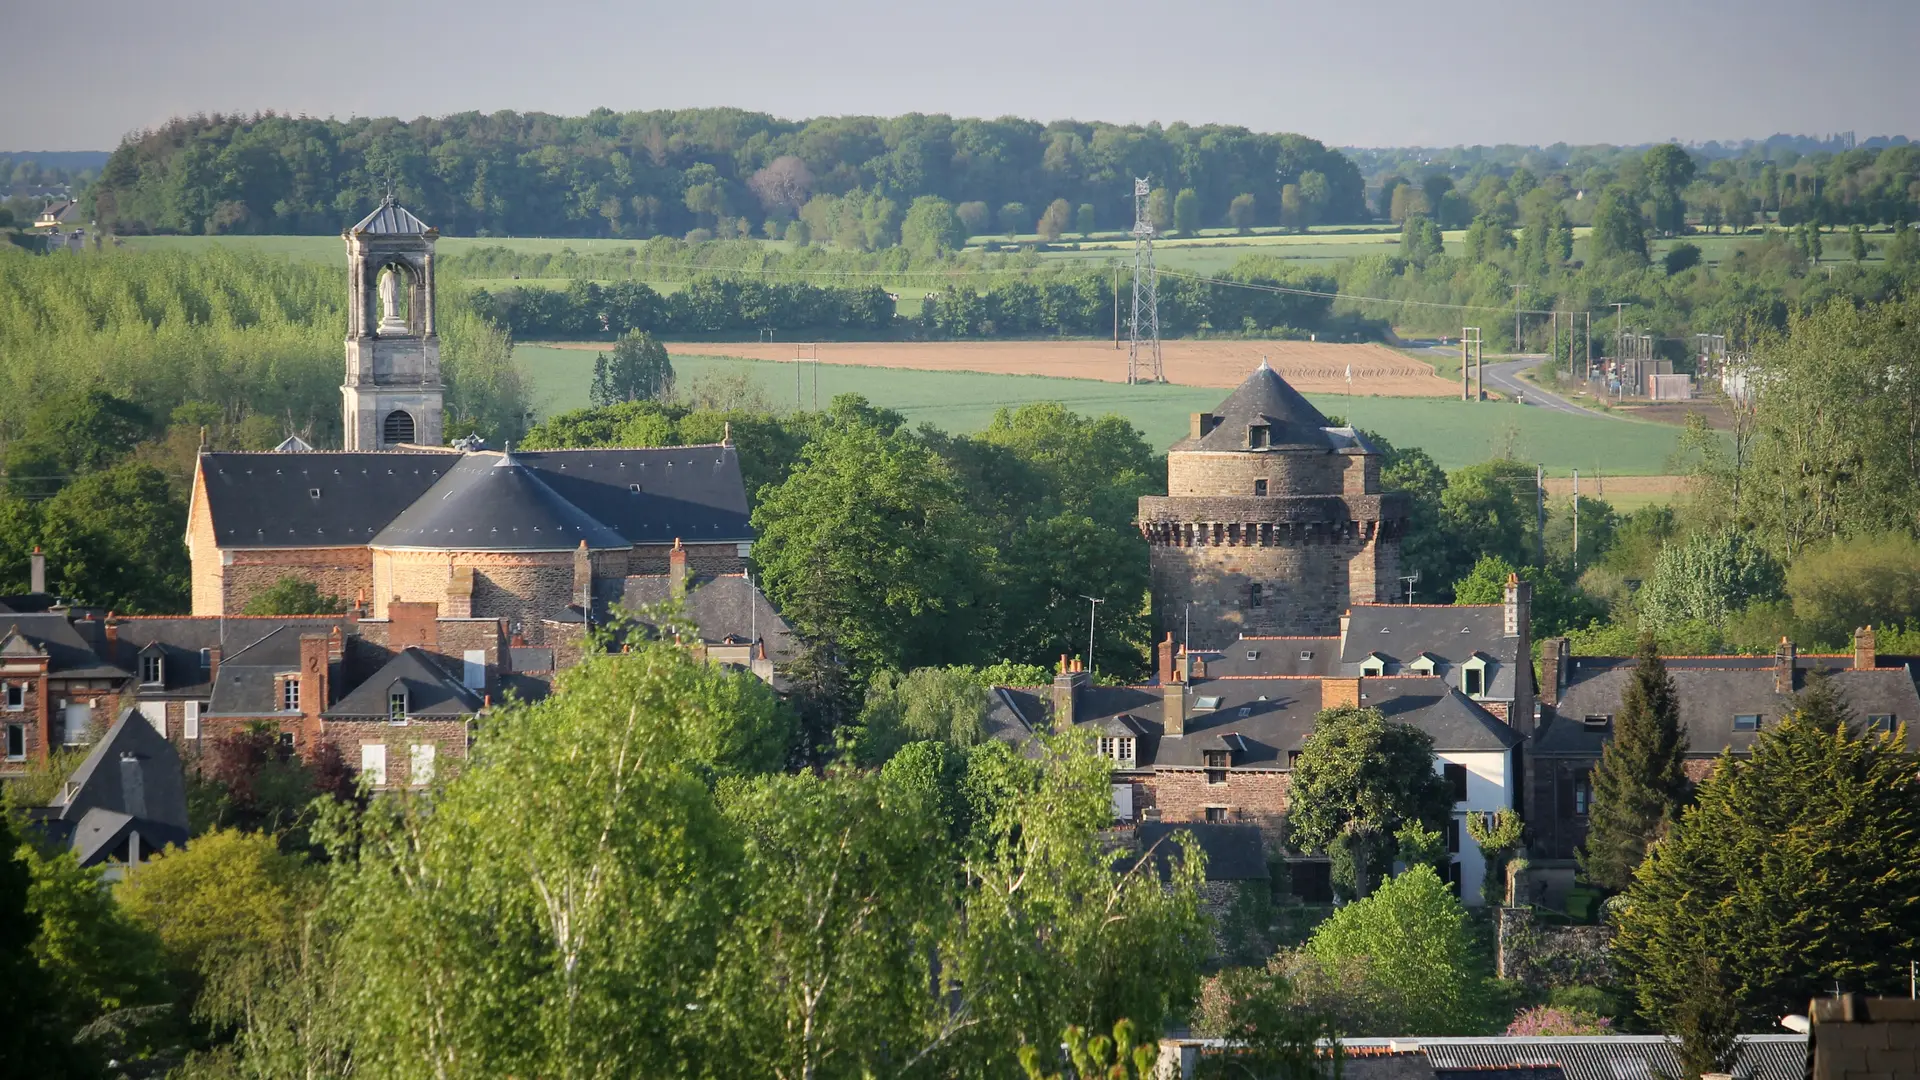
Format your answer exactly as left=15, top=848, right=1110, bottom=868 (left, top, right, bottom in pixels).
left=349, top=195, right=434, bottom=237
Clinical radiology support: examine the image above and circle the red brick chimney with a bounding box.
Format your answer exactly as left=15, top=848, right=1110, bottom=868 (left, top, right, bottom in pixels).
left=1775, top=637, right=1797, bottom=694
left=104, top=615, right=118, bottom=650
left=1854, top=626, right=1876, bottom=671
left=1157, top=633, right=1175, bottom=684
left=205, top=646, right=221, bottom=683
left=1539, top=636, right=1570, bottom=708
left=668, top=537, right=688, bottom=599
left=297, top=633, right=332, bottom=749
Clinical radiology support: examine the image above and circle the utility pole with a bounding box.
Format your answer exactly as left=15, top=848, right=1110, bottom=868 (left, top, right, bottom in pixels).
left=1513, top=285, right=1524, bottom=356
left=1112, top=262, right=1119, bottom=350
left=1535, top=464, right=1546, bottom=566
left=1081, top=595, right=1106, bottom=675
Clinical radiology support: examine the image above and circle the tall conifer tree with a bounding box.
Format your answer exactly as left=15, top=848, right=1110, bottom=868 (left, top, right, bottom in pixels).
left=1577, top=637, right=1689, bottom=891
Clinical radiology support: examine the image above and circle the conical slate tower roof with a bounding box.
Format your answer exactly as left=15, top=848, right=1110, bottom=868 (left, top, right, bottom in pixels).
left=349, top=195, right=433, bottom=236
left=372, top=452, right=627, bottom=551
left=1179, top=361, right=1335, bottom=450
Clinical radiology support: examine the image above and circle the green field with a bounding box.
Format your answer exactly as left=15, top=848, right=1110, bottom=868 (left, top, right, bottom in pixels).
left=514, top=344, right=1693, bottom=475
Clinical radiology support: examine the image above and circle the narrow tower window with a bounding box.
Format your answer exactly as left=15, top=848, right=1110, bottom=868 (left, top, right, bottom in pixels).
left=383, top=410, right=416, bottom=445
left=1253, top=479, right=1268, bottom=496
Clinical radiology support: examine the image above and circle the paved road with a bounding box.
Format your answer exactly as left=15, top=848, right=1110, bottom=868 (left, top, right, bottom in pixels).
left=1408, top=346, right=1600, bottom=417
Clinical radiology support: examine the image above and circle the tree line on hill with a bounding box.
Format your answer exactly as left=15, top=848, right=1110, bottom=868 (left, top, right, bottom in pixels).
left=81, top=109, right=1365, bottom=239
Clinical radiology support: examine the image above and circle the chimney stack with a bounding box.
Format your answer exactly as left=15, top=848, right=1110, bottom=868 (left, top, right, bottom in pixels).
left=1052, top=658, right=1088, bottom=732
left=1503, top=573, right=1531, bottom=638
left=1157, top=633, right=1175, bottom=685
left=206, top=646, right=221, bottom=683
left=573, top=540, right=594, bottom=607
left=104, top=615, right=118, bottom=650
left=668, top=537, right=688, bottom=599
left=1854, top=626, right=1876, bottom=671
left=1775, top=637, right=1797, bottom=694
left=1163, top=682, right=1186, bottom=737
left=1539, top=637, right=1570, bottom=708
left=29, top=547, right=46, bottom=595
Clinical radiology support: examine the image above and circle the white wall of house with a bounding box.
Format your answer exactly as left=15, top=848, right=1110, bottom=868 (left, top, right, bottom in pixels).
left=1435, top=750, right=1514, bottom=907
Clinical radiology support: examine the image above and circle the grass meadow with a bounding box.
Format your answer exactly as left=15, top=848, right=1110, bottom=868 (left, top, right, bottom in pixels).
left=514, top=344, right=1694, bottom=476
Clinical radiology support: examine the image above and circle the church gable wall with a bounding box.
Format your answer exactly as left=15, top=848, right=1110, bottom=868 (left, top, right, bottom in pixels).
left=221, top=547, right=373, bottom=616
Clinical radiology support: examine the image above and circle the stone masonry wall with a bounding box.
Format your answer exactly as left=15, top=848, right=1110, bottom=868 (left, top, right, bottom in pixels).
left=220, top=547, right=373, bottom=616
left=1150, top=535, right=1394, bottom=642
left=318, top=718, right=468, bottom=790
left=1167, top=450, right=1341, bottom=498
left=0, top=671, right=50, bottom=777
left=1146, top=768, right=1291, bottom=826
left=628, top=542, right=743, bottom=575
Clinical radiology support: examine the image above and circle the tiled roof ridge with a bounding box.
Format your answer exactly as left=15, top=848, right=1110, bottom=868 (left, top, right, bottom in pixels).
left=199, top=448, right=456, bottom=457
left=1232, top=634, right=1342, bottom=641
left=523, top=441, right=734, bottom=453
left=1350, top=602, right=1501, bottom=610
left=105, top=613, right=346, bottom=621
left=1205, top=674, right=1332, bottom=681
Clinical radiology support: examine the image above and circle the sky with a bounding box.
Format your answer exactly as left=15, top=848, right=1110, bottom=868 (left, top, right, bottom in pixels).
left=6, top=0, right=1917, bottom=151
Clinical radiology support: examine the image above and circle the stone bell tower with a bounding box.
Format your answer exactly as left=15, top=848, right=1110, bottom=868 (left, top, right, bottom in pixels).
left=342, top=196, right=443, bottom=450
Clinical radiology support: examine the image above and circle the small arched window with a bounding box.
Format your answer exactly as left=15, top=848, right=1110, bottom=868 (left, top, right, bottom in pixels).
left=383, top=410, right=416, bottom=445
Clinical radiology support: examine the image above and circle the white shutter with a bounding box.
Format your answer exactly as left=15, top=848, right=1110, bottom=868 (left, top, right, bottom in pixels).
left=1111, top=783, right=1134, bottom=822
left=137, top=700, right=167, bottom=738
left=410, top=743, right=436, bottom=786
left=463, top=650, right=486, bottom=690
left=360, top=743, right=387, bottom=788
left=184, top=701, right=201, bottom=741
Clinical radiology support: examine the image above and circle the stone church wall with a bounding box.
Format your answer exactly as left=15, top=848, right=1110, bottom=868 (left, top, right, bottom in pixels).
left=219, top=547, right=374, bottom=616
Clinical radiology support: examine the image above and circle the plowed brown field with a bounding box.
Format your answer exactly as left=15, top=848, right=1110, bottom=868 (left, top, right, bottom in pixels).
left=608, top=340, right=1456, bottom=396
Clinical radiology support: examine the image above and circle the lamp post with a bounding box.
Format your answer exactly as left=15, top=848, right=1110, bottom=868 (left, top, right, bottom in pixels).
left=1081, top=595, right=1106, bottom=676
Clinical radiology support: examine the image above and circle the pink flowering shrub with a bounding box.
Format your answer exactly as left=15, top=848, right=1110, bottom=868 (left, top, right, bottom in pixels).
left=1506, top=1005, right=1613, bottom=1037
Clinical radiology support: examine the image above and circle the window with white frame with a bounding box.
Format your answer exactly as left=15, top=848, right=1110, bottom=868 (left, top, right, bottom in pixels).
left=1460, top=657, right=1487, bottom=697
left=3, top=682, right=22, bottom=711
left=281, top=677, right=300, bottom=712
left=463, top=650, right=486, bottom=691
left=140, top=653, right=163, bottom=685
left=410, top=743, right=436, bottom=786
left=1361, top=654, right=1386, bottom=677
left=360, top=743, right=387, bottom=788
left=184, top=701, right=202, bottom=741
left=1097, top=736, right=1135, bottom=765
left=5, top=723, right=23, bottom=761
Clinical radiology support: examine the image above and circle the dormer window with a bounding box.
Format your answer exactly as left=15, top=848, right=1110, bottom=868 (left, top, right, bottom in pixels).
left=1299, top=650, right=1313, bottom=661
left=199, top=648, right=212, bottom=670
left=1245, top=650, right=1259, bottom=661
left=1204, top=749, right=1229, bottom=769
left=140, top=653, right=164, bottom=686
left=1406, top=654, right=1437, bottom=676
left=389, top=686, right=410, bottom=725
left=1248, top=424, right=1269, bottom=449
left=1361, top=653, right=1387, bottom=677
left=1460, top=655, right=1489, bottom=698
left=1098, top=736, right=1136, bottom=766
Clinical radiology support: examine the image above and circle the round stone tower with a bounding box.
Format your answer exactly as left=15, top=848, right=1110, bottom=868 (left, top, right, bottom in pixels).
left=1137, top=363, right=1407, bottom=647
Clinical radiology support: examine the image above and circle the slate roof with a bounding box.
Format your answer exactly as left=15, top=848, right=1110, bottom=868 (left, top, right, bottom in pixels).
left=1003, top=675, right=1519, bottom=769
left=1198, top=636, right=1342, bottom=678
left=107, top=616, right=350, bottom=697
left=349, top=196, right=433, bottom=236
left=1537, top=660, right=1920, bottom=757
left=1354, top=1035, right=1805, bottom=1080
left=620, top=573, right=800, bottom=665
left=197, top=452, right=451, bottom=548
left=517, top=447, right=753, bottom=545
left=324, top=647, right=483, bottom=720
left=0, top=615, right=128, bottom=679
left=34, top=709, right=189, bottom=866
left=1132, top=822, right=1269, bottom=881
left=1342, top=604, right=1522, bottom=700
left=373, top=452, right=629, bottom=552
left=197, top=446, right=754, bottom=551
left=1173, top=362, right=1339, bottom=451
left=205, top=626, right=311, bottom=716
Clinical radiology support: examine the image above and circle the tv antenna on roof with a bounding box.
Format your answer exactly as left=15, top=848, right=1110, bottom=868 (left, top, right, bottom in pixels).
left=1399, top=571, right=1421, bottom=605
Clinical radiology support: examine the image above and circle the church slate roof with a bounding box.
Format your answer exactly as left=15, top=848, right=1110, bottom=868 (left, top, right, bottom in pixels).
left=372, top=453, right=629, bottom=552
left=1172, top=362, right=1339, bottom=451
left=349, top=197, right=433, bottom=236
left=197, top=445, right=754, bottom=552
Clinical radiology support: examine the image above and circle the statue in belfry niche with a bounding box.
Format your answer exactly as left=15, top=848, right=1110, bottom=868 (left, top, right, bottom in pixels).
left=341, top=196, right=444, bottom=450
left=377, top=266, right=408, bottom=334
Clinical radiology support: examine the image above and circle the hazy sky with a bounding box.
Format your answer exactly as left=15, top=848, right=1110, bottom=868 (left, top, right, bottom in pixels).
left=7, top=0, right=1916, bottom=151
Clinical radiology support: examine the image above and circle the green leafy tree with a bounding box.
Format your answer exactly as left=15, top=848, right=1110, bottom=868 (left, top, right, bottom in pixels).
left=1226, top=193, right=1258, bottom=233
left=1642, top=144, right=1696, bottom=236
left=1463, top=213, right=1515, bottom=264
left=1612, top=673, right=1920, bottom=1028
left=1037, top=198, right=1074, bottom=241
left=588, top=328, right=674, bottom=406
left=1783, top=532, right=1920, bottom=646
left=901, top=195, right=966, bottom=257
left=1021, top=1020, right=1159, bottom=1080
left=1720, top=182, right=1753, bottom=232
left=240, top=575, right=346, bottom=616
left=1465, top=808, right=1526, bottom=907
left=1074, top=202, right=1097, bottom=236
left=1146, top=188, right=1171, bottom=233
left=855, top=665, right=991, bottom=764
left=1289, top=706, right=1452, bottom=899
left=1663, top=241, right=1702, bottom=275
left=2, top=388, right=153, bottom=498
left=1173, top=188, right=1201, bottom=235
left=1589, top=186, right=1648, bottom=264
left=1399, top=213, right=1443, bottom=263
left=1848, top=223, right=1868, bottom=262
left=1638, top=527, right=1783, bottom=630
left=956, top=200, right=991, bottom=236
left=1578, top=638, right=1689, bottom=892
left=20, top=843, right=170, bottom=1036
left=997, top=201, right=1029, bottom=238
left=751, top=395, right=994, bottom=672
left=0, top=813, right=92, bottom=1075
left=1302, top=865, right=1491, bottom=1035
left=35, top=461, right=190, bottom=612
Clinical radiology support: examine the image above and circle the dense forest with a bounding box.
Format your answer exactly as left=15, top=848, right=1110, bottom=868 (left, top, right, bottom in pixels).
left=79, top=109, right=1365, bottom=238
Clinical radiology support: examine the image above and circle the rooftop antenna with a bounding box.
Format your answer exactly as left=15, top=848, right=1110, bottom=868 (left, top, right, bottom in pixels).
left=1399, top=571, right=1421, bottom=604
left=1080, top=595, right=1106, bottom=676
left=1127, top=178, right=1163, bottom=385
